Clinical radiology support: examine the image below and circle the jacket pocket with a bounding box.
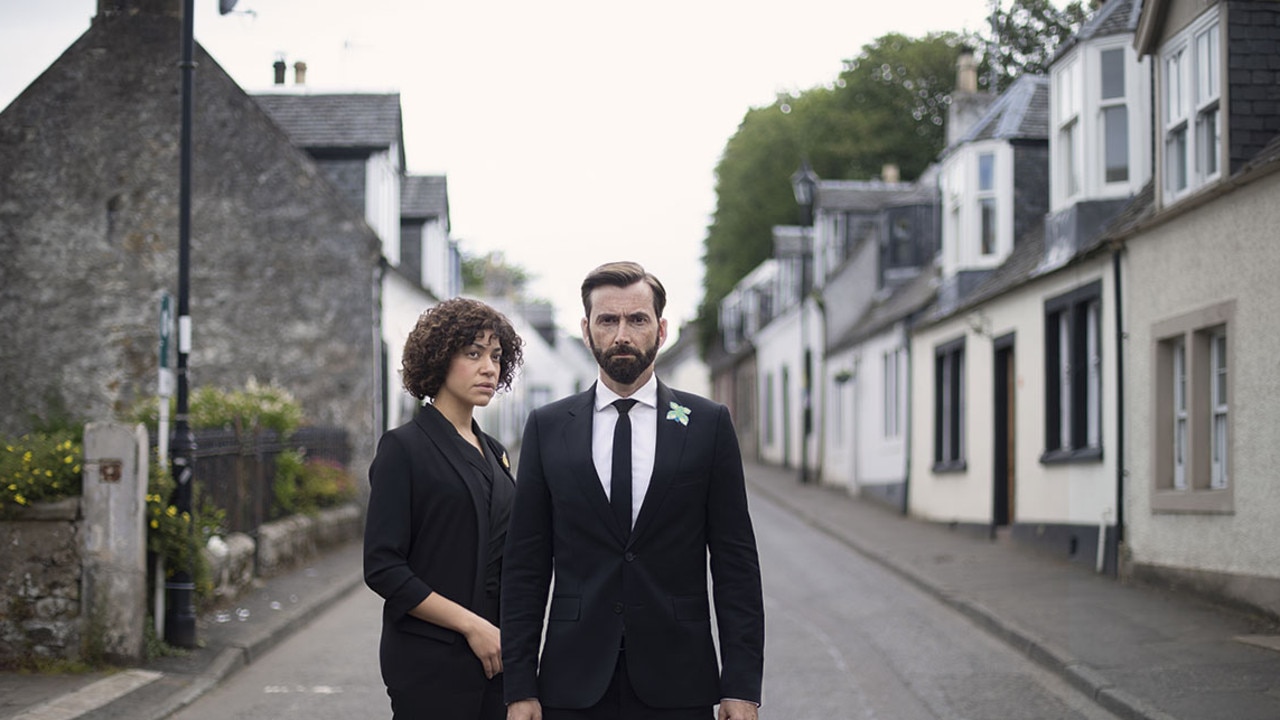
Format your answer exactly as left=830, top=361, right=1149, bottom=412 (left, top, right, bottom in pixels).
left=548, top=595, right=580, bottom=621
left=672, top=594, right=710, bottom=621
left=394, top=614, right=458, bottom=644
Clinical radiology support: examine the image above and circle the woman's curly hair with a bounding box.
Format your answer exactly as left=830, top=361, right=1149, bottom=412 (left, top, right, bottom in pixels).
left=401, top=298, right=524, bottom=400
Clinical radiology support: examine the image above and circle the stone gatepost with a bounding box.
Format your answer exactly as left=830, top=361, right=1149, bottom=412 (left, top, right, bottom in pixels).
left=81, top=422, right=148, bottom=663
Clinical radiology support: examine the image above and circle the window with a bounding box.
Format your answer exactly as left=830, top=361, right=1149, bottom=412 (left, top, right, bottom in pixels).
left=977, top=152, right=997, bottom=255
left=763, top=373, right=775, bottom=445
left=1100, top=48, right=1129, bottom=184
left=1043, top=281, right=1103, bottom=462
left=1161, top=13, right=1221, bottom=201
left=884, top=348, right=902, bottom=438
left=1152, top=300, right=1234, bottom=513
left=1057, top=59, right=1082, bottom=198
left=933, top=338, right=965, bottom=471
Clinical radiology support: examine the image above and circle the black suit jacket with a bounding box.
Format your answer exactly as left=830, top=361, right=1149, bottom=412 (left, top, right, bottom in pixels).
left=501, top=380, right=764, bottom=709
left=364, top=403, right=514, bottom=691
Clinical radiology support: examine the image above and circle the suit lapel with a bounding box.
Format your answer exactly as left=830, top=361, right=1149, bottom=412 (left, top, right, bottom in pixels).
left=630, top=381, right=687, bottom=545
left=413, top=404, right=490, bottom=602
left=563, top=383, right=628, bottom=545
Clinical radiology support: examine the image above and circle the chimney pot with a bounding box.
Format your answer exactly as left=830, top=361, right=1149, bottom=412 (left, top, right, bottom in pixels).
left=294, top=61, right=307, bottom=85
left=956, top=50, right=978, bottom=94
left=273, top=58, right=286, bottom=85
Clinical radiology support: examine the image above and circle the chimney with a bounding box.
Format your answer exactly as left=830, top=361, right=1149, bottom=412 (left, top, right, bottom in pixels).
left=293, top=61, right=307, bottom=85
left=273, top=57, right=287, bottom=85
left=882, top=163, right=901, bottom=184
left=96, top=0, right=181, bottom=18
left=956, top=49, right=978, bottom=94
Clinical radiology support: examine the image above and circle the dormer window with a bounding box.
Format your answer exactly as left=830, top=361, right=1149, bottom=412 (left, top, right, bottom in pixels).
left=1161, top=11, right=1221, bottom=201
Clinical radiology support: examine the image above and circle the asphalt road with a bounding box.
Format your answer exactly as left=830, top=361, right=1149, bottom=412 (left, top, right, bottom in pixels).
left=169, top=486, right=1122, bottom=719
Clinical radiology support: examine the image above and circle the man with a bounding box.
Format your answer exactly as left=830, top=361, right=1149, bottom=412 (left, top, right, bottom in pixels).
left=502, top=261, right=764, bottom=720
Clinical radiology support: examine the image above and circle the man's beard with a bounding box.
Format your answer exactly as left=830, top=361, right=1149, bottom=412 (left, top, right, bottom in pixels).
left=590, top=338, right=659, bottom=386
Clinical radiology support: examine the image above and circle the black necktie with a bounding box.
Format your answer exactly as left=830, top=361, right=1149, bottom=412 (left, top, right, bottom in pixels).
left=611, top=399, right=638, bottom=537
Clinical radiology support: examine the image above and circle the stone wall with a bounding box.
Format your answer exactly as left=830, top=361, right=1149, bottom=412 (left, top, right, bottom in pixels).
left=0, top=10, right=380, bottom=478
left=0, top=497, right=363, bottom=666
left=0, top=499, right=83, bottom=665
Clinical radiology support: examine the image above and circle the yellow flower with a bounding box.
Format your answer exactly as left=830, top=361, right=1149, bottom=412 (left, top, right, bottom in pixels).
left=23, top=451, right=32, bottom=463
left=5, top=445, right=13, bottom=452
left=61, top=440, right=72, bottom=451
left=73, top=465, right=80, bottom=473
left=14, top=494, right=26, bottom=505
left=64, top=456, right=73, bottom=464
left=45, top=470, right=53, bottom=478
left=166, top=506, right=177, bottom=517
left=181, top=512, right=191, bottom=522
left=150, top=519, right=159, bottom=529
left=7, top=484, right=15, bottom=491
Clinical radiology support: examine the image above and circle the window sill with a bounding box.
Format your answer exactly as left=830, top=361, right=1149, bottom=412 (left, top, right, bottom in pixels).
left=1151, top=488, right=1234, bottom=514
left=932, top=459, right=967, bottom=474
left=1039, top=447, right=1103, bottom=465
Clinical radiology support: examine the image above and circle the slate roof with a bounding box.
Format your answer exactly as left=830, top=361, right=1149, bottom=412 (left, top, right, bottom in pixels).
left=818, top=179, right=937, bottom=213
left=829, top=268, right=939, bottom=353
left=1053, top=0, right=1142, bottom=61
left=253, top=93, right=403, bottom=153
left=948, top=74, right=1050, bottom=151
left=921, top=182, right=1156, bottom=326
left=401, top=175, right=447, bottom=220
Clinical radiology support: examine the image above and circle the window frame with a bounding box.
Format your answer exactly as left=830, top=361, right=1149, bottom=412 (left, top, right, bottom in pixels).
left=1098, top=46, right=1130, bottom=185
left=1151, top=300, right=1235, bottom=514
left=1042, top=281, right=1104, bottom=464
left=1159, top=10, right=1222, bottom=203
left=933, top=337, right=966, bottom=472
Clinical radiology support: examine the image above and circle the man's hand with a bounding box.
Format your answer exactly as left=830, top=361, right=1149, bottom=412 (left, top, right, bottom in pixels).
left=506, top=698, right=542, bottom=720
left=718, top=698, right=759, bottom=720
left=462, top=618, right=502, bottom=679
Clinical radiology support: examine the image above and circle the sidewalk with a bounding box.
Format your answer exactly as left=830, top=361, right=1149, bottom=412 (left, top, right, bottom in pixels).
left=742, top=460, right=1280, bottom=720
left=5, top=464, right=1280, bottom=720
left=0, top=540, right=365, bottom=720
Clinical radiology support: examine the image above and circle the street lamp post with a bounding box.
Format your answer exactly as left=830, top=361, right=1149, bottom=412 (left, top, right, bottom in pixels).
left=790, top=162, right=818, bottom=485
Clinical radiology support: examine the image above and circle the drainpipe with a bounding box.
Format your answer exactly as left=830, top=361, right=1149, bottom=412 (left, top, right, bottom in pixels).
left=901, top=312, right=916, bottom=516
left=1111, top=245, right=1126, bottom=578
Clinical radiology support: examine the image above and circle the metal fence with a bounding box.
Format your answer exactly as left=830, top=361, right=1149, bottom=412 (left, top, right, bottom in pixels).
left=178, top=426, right=351, bottom=534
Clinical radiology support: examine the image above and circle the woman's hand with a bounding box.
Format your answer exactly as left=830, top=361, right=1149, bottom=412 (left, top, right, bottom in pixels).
left=463, top=617, right=503, bottom=679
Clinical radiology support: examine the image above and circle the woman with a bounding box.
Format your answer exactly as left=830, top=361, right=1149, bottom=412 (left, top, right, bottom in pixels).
left=364, top=298, right=524, bottom=719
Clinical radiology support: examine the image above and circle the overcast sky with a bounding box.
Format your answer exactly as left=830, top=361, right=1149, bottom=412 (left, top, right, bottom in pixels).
left=2, top=0, right=1008, bottom=335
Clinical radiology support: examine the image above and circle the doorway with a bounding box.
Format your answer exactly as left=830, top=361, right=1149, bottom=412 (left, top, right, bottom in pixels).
left=993, top=334, right=1016, bottom=528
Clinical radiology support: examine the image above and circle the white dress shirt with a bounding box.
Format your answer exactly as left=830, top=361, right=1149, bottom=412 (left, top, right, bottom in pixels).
left=591, top=375, right=658, bottom=529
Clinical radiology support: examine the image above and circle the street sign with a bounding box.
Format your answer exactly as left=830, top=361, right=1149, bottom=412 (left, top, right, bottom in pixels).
left=159, top=293, right=175, bottom=398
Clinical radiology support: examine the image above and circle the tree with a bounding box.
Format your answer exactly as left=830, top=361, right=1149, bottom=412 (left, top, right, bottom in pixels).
left=696, top=32, right=963, bottom=352
left=461, top=250, right=531, bottom=299
left=975, top=0, right=1089, bottom=92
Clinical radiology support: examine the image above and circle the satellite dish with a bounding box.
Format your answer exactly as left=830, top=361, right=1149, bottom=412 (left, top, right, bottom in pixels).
left=219, top=0, right=239, bottom=14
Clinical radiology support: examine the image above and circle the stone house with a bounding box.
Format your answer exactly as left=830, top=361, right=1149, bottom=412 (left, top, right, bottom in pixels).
left=0, top=2, right=381, bottom=470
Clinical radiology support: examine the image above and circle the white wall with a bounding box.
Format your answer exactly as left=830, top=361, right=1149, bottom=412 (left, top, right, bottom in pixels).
left=909, top=256, right=1119, bottom=528
left=366, top=147, right=401, bottom=264
left=382, top=270, right=437, bottom=431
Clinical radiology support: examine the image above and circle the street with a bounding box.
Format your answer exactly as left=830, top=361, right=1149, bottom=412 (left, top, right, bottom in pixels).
left=170, top=487, right=1121, bottom=720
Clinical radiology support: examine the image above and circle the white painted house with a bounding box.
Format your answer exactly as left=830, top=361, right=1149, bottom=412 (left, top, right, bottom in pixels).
left=813, top=170, right=939, bottom=510
left=909, top=0, right=1152, bottom=575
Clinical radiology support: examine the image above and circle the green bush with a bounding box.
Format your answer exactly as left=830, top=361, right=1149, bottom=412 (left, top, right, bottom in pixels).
left=130, top=378, right=303, bottom=438
left=273, top=451, right=356, bottom=517
left=0, top=430, right=83, bottom=514
left=146, top=457, right=225, bottom=600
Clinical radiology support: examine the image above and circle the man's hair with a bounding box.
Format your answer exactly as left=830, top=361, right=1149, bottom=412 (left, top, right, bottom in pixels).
left=580, top=261, right=667, bottom=318
left=401, top=298, right=524, bottom=400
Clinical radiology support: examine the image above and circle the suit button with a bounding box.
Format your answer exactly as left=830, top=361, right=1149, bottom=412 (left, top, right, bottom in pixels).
left=613, top=602, right=624, bottom=614
left=624, top=552, right=635, bottom=562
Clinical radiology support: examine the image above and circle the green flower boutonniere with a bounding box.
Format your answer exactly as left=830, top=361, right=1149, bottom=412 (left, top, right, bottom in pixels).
left=666, top=402, right=692, bottom=426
